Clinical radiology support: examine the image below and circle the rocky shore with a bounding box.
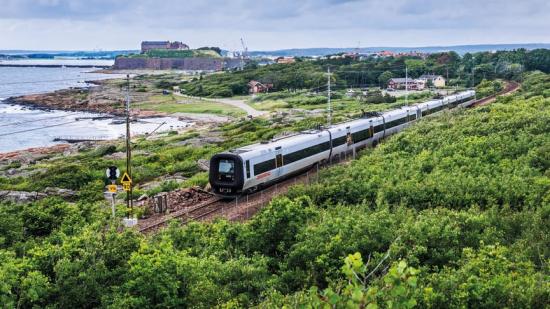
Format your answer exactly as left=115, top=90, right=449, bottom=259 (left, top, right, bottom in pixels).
left=5, top=91, right=164, bottom=118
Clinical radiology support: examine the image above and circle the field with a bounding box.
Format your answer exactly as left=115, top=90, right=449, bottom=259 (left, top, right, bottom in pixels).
left=133, top=94, right=246, bottom=117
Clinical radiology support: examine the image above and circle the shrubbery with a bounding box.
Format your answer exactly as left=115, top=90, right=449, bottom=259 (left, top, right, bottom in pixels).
left=0, top=72, right=548, bottom=307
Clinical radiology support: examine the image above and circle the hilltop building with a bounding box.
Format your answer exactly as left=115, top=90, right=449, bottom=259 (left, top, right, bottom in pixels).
left=276, top=57, right=296, bottom=64
left=141, top=41, right=190, bottom=53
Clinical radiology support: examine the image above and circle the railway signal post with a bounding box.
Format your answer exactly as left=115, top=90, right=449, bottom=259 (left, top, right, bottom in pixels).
left=105, top=166, right=120, bottom=219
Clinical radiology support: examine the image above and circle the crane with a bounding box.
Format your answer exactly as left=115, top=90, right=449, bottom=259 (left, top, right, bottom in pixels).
left=239, top=38, right=249, bottom=70
left=240, top=38, right=248, bottom=59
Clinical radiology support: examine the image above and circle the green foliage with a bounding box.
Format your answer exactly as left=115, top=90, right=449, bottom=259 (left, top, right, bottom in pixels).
left=181, top=49, right=550, bottom=98
left=1, top=71, right=549, bottom=308
left=364, top=91, right=397, bottom=104
left=262, top=253, right=420, bottom=309
left=423, top=245, right=549, bottom=308
left=299, top=74, right=549, bottom=211
left=476, top=79, right=504, bottom=98
left=378, top=70, right=394, bottom=87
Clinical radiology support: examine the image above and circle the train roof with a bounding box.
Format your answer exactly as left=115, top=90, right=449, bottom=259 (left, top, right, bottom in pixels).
left=229, top=129, right=328, bottom=155
left=228, top=90, right=474, bottom=156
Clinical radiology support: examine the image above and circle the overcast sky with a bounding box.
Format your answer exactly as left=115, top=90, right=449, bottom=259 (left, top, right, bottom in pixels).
left=1, top=0, right=549, bottom=51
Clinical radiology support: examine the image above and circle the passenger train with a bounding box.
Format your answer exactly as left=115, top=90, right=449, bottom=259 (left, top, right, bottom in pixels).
left=209, top=90, right=476, bottom=196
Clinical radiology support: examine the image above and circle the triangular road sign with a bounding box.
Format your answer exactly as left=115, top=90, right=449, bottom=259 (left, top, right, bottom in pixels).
left=120, top=172, right=132, bottom=184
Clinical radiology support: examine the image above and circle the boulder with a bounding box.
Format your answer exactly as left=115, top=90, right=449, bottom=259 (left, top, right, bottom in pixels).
left=0, top=190, right=47, bottom=203
left=44, top=187, right=77, bottom=199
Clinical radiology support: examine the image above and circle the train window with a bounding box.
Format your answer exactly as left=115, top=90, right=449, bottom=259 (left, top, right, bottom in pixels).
left=374, top=124, right=384, bottom=133
left=352, top=128, right=371, bottom=142
left=386, top=116, right=408, bottom=128
left=245, top=160, right=250, bottom=178
left=218, top=159, right=235, bottom=182
left=332, top=136, right=347, bottom=147
left=283, top=141, right=331, bottom=165
left=254, top=159, right=276, bottom=176
left=219, top=159, right=234, bottom=174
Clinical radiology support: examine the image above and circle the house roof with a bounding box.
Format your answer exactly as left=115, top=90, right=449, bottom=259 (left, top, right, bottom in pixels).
left=248, top=80, right=263, bottom=86
left=419, top=74, right=444, bottom=80
left=389, top=78, right=416, bottom=83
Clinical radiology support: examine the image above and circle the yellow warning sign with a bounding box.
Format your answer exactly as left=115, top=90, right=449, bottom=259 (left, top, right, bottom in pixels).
left=120, top=172, right=132, bottom=184
left=107, top=184, right=117, bottom=193
left=123, top=183, right=131, bottom=191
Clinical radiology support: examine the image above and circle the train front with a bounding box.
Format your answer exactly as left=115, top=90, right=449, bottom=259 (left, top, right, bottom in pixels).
left=209, top=153, right=245, bottom=196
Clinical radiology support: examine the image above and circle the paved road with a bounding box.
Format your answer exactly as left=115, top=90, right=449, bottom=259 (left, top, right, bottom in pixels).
left=173, top=92, right=266, bottom=117
left=208, top=97, right=267, bottom=117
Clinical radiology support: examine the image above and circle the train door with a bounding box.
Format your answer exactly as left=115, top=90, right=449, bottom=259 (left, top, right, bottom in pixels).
left=416, top=107, right=422, bottom=119
left=274, top=146, right=283, bottom=177
left=345, top=126, right=353, bottom=159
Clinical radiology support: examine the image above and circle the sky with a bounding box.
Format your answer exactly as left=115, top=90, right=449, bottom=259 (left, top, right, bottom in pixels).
left=0, top=0, right=549, bottom=51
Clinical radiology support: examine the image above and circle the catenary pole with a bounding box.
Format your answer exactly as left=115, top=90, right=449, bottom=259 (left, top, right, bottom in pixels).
left=405, top=66, right=408, bottom=106
left=327, top=66, right=332, bottom=127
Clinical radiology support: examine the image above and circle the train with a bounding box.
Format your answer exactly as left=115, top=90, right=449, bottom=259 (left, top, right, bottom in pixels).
left=209, top=90, right=476, bottom=196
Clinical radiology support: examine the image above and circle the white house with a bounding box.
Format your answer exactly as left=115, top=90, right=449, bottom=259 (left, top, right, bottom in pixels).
left=419, top=74, right=446, bottom=88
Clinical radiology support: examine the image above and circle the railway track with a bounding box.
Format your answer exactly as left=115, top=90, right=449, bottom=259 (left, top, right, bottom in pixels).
left=137, top=84, right=521, bottom=233
left=138, top=196, right=225, bottom=233
left=470, top=81, right=520, bottom=107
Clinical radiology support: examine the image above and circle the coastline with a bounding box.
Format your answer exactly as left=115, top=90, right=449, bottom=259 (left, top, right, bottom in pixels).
left=3, top=79, right=167, bottom=118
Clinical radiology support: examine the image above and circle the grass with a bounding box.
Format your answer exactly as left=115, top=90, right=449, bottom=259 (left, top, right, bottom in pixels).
left=248, top=99, right=291, bottom=111
left=134, top=95, right=246, bottom=117
left=246, top=91, right=429, bottom=119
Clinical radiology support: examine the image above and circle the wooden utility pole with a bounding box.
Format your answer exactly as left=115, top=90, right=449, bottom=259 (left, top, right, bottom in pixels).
left=125, top=75, right=133, bottom=211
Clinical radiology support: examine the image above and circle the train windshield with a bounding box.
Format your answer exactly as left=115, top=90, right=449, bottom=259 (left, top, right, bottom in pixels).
left=219, top=159, right=234, bottom=174
left=218, top=159, right=235, bottom=182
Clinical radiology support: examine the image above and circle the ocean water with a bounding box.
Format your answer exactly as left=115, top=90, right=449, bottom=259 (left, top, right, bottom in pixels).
left=0, top=63, right=190, bottom=153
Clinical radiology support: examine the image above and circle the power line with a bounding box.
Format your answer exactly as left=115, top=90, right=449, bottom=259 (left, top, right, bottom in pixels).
left=0, top=114, right=72, bottom=128
left=0, top=77, right=104, bottom=86
left=0, top=120, right=78, bottom=137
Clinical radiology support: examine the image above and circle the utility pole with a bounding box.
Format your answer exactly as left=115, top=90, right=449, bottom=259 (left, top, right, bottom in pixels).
left=327, top=66, right=332, bottom=127
left=405, top=66, right=408, bottom=106
left=125, top=75, right=133, bottom=211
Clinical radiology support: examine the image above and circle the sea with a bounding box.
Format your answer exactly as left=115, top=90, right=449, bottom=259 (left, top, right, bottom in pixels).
left=0, top=60, right=191, bottom=153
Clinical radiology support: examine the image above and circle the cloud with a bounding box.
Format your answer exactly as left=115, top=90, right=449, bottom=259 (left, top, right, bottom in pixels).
left=0, top=0, right=548, bottom=50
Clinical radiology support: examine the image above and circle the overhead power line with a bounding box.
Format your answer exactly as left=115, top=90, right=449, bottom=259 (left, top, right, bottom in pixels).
left=0, top=120, right=78, bottom=137
left=0, top=114, right=72, bottom=128
left=0, top=77, right=103, bottom=86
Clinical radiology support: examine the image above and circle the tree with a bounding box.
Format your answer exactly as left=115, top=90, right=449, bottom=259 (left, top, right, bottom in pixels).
left=378, top=71, right=393, bottom=88
left=423, top=245, right=549, bottom=308
left=525, top=48, right=550, bottom=73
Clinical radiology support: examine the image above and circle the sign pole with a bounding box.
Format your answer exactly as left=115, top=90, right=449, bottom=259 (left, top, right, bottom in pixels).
left=125, top=75, right=133, bottom=213
left=111, top=193, right=116, bottom=219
